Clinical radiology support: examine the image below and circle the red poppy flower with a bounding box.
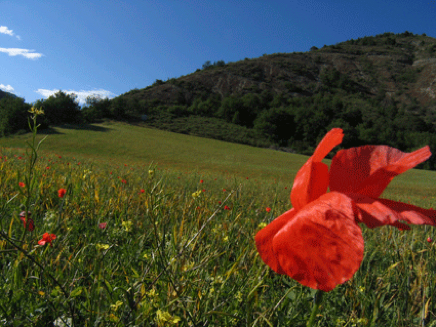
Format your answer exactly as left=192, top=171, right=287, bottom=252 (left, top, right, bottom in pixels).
left=99, top=222, right=107, bottom=229
left=255, top=128, right=436, bottom=292
left=224, top=205, right=231, bottom=210
left=428, top=237, right=433, bottom=243
left=38, top=233, right=56, bottom=246
left=58, top=188, right=66, bottom=198
left=266, top=207, right=271, bottom=213
left=19, top=182, right=25, bottom=188
left=200, top=179, right=204, bottom=183
left=19, top=211, right=34, bottom=231
left=140, top=189, right=145, bottom=193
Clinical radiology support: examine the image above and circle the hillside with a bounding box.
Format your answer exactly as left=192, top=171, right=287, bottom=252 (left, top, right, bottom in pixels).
left=121, top=31, right=436, bottom=107
left=94, top=31, right=436, bottom=170
left=1, top=121, right=435, bottom=202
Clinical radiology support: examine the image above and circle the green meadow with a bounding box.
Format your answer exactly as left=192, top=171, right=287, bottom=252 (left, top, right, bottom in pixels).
left=0, top=121, right=435, bottom=326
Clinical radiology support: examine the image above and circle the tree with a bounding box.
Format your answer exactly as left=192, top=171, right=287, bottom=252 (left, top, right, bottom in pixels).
left=81, top=96, right=111, bottom=122
left=202, top=61, right=212, bottom=70
left=254, top=108, right=296, bottom=146
left=37, top=91, right=81, bottom=125
left=0, top=96, right=31, bottom=136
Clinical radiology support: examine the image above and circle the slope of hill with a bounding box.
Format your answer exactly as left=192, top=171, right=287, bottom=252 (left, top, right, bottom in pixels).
left=119, top=31, right=436, bottom=109
left=98, top=31, right=436, bottom=170
left=1, top=121, right=435, bottom=205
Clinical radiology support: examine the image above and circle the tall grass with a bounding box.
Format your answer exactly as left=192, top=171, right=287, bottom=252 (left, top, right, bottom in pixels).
left=0, top=122, right=435, bottom=326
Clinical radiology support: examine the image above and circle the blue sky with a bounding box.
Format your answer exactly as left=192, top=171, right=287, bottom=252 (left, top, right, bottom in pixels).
left=1, top=0, right=436, bottom=105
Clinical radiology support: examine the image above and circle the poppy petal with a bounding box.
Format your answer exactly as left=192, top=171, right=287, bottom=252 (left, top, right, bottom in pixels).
left=351, top=193, right=436, bottom=229
left=330, top=145, right=431, bottom=198
left=272, top=192, right=364, bottom=292
left=291, top=128, right=343, bottom=210
left=255, top=208, right=297, bottom=275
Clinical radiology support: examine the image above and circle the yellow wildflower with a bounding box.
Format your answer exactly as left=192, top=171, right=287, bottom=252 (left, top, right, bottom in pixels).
left=96, top=244, right=110, bottom=251
left=122, top=220, right=133, bottom=232
left=155, top=309, right=181, bottom=326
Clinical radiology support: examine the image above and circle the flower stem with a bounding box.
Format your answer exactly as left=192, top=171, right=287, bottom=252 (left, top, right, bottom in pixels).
left=307, top=289, right=324, bottom=327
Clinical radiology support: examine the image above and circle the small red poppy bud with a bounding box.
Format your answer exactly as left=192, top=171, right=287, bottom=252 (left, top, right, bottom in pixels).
left=58, top=188, right=66, bottom=198
left=266, top=207, right=271, bottom=213
left=427, top=237, right=433, bottom=243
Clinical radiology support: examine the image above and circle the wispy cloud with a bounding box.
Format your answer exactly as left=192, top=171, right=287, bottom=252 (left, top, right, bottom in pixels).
left=0, top=84, right=15, bottom=93
left=0, top=48, right=43, bottom=59
left=0, top=25, right=21, bottom=40
left=35, top=89, right=116, bottom=105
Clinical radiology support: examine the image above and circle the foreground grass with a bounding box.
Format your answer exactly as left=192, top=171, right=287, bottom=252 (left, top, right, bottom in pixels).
left=0, top=123, right=435, bottom=326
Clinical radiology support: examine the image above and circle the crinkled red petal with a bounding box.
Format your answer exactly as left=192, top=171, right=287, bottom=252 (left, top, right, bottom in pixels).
left=255, top=208, right=297, bottom=275
left=330, top=145, right=431, bottom=198
left=272, top=192, right=364, bottom=291
left=349, top=193, right=436, bottom=229
left=291, top=128, right=343, bottom=210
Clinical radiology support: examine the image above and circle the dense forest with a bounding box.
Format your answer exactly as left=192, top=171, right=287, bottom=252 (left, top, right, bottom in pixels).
left=2, top=31, right=436, bottom=169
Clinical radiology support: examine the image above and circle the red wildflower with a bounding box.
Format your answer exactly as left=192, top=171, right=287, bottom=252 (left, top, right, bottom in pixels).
left=200, top=179, right=204, bottom=183
left=99, top=222, right=107, bottom=229
left=223, top=189, right=226, bottom=192
left=218, top=201, right=222, bottom=204
left=266, top=207, right=271, bottom=213
left=255, top=128, right=436, bottom=292
left=19, top=211, right=34, bottom=232
left=140, top=189, right=145, bottom=193
left=428, top=237, right=433, bottom=243
left=121, top=179, right=127, bottom=184
left=38, top=233, right=56, bottom=246
left=58, top=188, right=66, bottom=198
left=19, top=182, right=25, bottom=188
left=224, top=205, right=231, bottom=210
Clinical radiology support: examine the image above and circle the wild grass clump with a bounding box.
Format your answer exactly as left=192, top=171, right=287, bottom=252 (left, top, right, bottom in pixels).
left=0, top=116, right=435, bottom=326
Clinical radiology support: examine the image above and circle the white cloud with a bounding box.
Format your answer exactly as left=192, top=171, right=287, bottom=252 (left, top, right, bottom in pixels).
left=35, top=89, right=116, bottom=105
left=0, top=26, right=20, bottom=40
left=0, top=84, right=14, bottom=93
left=0, top=26, right=14, bottom=37
left=0, top=48, right=43, bottom=59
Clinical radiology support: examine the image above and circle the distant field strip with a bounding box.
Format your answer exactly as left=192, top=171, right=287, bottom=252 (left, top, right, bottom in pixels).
left=1, top=121, right=436, bottom=205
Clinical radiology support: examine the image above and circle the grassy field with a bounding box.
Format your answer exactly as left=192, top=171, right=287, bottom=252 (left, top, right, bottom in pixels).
left=0, top=121, right=436, bottom=326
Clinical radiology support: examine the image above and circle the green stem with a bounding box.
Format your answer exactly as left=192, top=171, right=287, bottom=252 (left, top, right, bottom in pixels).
left=307, top=289, right=324, bottom=327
